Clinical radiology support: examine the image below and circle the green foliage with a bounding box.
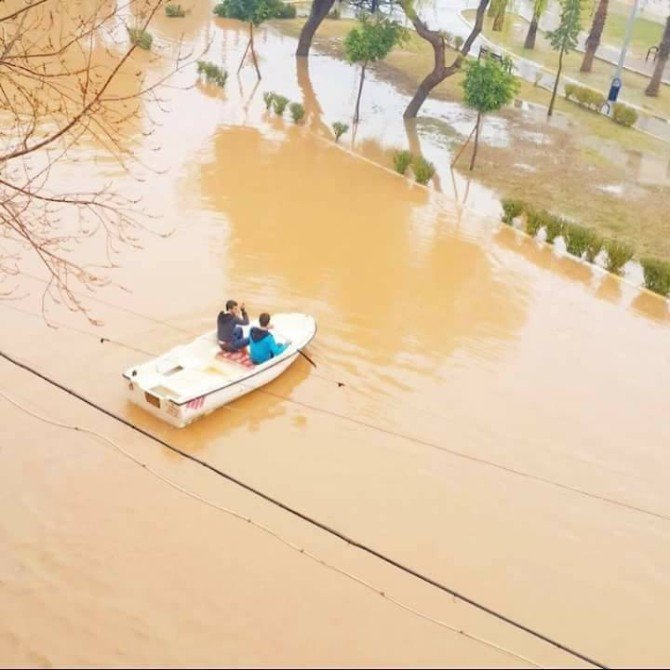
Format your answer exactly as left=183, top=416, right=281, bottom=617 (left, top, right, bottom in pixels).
left=604, top=239, right=634, bottom=274
left=564, top=223, right=594, bottom=257
left=547, top=0, right=582, bottom=55
left=263, top=91, right=276, bottom=109
left=531, top=0, right=549, bottom=19
left=273, top=1, right=297, bottom=18
left=453, top=35, right=464, bottom=50
left=584, top=230, right=604, bottom=263
left=196, top=61, right=228, bottom=87
left=127, top=27, right=153, bottom=50
left=461, top=57, right=519, bottom=114
left=392, top=149, right=413, bottom=175
left=272, top=94, right=289, bottom=115
left=289, top=102, right=305, bottom=123
left=165, top=3, right=186, bottom=17
left=213, top=0, right=279, bottom=24
left=525, top=208, right=548, bottom=236
left=612, top=103, right=638, bottom=127
left=412, top=155, right=435, bottom=185
left=565, top=84, right=605, bottom=111
left=332, top=121, right=349, bottom=142
left=564, top=82, right=577, bottom=100
left=343, top=15, right=407, bottom=65
left=641, top=257, right=670, bottom=296
left=501, top=198, right=525, bottom=224
left=544, top=215, right=564, bottom=244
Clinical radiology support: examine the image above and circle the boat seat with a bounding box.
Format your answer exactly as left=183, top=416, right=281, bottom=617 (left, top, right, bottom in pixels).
left=216, top=349, right=255, bottom=369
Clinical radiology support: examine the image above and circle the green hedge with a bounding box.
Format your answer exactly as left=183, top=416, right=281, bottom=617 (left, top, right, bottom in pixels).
left=501, top=198, right=524, bottom=224
left=612, top=103, right=638, bottom=127
left=641, top=257, right=670, bottom=296
left=564, top=83, right=604, bottom=112
left=604, top=239, right=635, bottom=274
left=497, top=200, right=668, bottom=298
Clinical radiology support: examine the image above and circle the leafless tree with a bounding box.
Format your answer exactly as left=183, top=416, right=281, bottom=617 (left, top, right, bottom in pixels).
left=0, top=0, right=194, bottom=320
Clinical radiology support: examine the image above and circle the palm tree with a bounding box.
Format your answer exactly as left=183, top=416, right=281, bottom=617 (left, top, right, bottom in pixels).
left=645, top=15, right=670, bottom=97
left=524, top=0, right=548, bottom=49
left=580, top=0, right=609, bottom=72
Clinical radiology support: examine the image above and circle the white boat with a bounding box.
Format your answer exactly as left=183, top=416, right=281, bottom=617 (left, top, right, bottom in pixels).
left=122, top=312, right=317, bottom=427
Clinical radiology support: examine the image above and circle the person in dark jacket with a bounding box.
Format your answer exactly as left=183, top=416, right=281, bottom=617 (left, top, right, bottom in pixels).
left=249, top=313, right=290, bottom=364
left=217, top=299, right=249, bottom=352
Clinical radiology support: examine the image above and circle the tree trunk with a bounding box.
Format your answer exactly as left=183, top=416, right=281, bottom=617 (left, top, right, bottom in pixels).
left=249, top=23, right=261, bottom=79
left=580, top=0, right=609, bottom=73
left=524, top=13, right=539, bottom=49
left=548, top=45, right=565, bottom=116
left=402, top=0, right=490, bottom=119
left=492, top=0, right=507, bottom=32
left=296, top=0, right=336, bottom=57
left=353, top=61, right=367, bottom=124
left=469, top=111, right=482, bottom=171
left=487, top=0, right=496, bottom=18
left=645, top=15, right=670, bottom=97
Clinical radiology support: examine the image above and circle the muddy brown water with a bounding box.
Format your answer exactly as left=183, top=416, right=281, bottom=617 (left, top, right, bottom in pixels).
left=1, top=5, right=670, bottom=668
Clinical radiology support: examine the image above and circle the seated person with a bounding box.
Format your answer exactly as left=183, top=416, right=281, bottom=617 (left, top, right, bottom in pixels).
left=217, top=299, right=249, bottom=352
left=249, top=313, right=291, bottom=364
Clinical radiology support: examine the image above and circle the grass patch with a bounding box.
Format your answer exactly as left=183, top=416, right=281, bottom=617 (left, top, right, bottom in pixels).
left=128, top=27, right=153, bottom=50
left=269, top=17, right=670, bottom=261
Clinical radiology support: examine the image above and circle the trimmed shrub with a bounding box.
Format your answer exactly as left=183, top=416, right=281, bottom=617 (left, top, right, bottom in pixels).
left=392, top=149, right=413, bottom=175
left=271, top=1, right=297, bottom=18
left=604, top=239, right=634, bottom=274
left=197, top=61, right=227, bottom=87
left=453, top=35, right=464, bottom=50
left=412, top=156, right=435, bottom=185
left=641, top=257, right=670, bottom=296
left=584, top=230, right=604, bottom=263
left=564, top=83, right=577, bottom=100
left=564, top=223, right=594, bottom=258
left=263, top=91, right=276, bottom=110
left=215, top=0, right=295, bottom=19
left=332, top=121, right=349, bottom=142
left=564, top=83, right=604, bottom=111
left=501, top=198, right=525, bottom=224
left=544, top=215, right=565, bottom=244
left=612, top=103, right=638, bottom=128
left=289, top=102, right=305, bottom=123
left=272, top=94, right=289, bottom=116
left=165, top=3, right=186, bottom=17
left=525, top=208, right=548, bottom=237
left=128, top=27, right=153, bottom=50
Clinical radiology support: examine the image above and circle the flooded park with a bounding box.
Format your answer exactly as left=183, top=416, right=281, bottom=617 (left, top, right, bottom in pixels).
left=1, top=0, right=669, bottom=667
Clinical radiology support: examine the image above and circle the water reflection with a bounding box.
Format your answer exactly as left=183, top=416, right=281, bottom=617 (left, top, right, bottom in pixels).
left=196, top=124, right=527, bottom=386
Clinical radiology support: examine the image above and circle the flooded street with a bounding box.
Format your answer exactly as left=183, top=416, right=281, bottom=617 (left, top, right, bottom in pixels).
left=2, top=5, right=670, bottom=668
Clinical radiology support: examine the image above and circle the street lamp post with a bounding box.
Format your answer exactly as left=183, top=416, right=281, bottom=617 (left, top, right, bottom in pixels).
left=608, top=0, right=641, bottom=105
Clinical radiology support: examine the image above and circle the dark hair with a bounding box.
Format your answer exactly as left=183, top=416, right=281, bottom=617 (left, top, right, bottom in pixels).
left=226, top=299, right=237, bottom=311
left=259, top=312, right=271, bottom=327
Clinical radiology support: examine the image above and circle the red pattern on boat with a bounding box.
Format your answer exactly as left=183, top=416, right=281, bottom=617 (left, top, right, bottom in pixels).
left=186, top=396, right=205, bottom=410
left=216, top=349, right=255, bottom=369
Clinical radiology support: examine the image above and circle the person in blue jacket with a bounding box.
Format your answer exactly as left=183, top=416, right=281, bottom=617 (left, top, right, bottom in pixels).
left=249, top=313, right=291, bottom=364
